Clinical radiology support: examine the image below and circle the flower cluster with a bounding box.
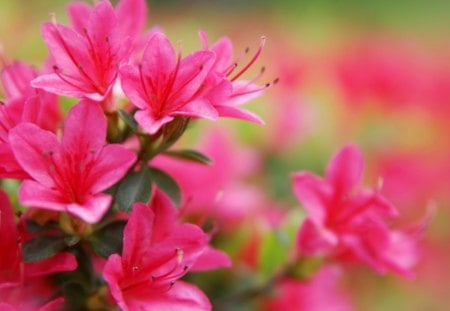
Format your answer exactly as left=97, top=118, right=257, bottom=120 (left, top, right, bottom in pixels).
left=0, top=0, right=427, bottom=310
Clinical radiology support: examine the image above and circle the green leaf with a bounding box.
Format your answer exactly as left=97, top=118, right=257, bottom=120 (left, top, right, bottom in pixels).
left=164, top=149, right=212, bottom=165
left=258, top=229, right=290, bottom=278
left=149, top=167, right=182, bottom=207
left=89, top=221, right=126, bottom=258
left=159, top=117, right=190, bottom=151
left=116, top=168, right=153, bottom=212
left=22, top=235, right=67, bottom=262
left=117, top=109, right=138, bottom=131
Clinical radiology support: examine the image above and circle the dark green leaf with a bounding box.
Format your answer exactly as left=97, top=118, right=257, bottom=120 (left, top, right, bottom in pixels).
left=149, top=167, right=182, bottom=207
left=22, top=235, right=67, bottom=262
left=164, top=149, right=212, bottom=165
left=89, top=221, right=126, bottom=258
left=116, top=168, right=153, bottom=212
left=159, top=117, right=190, bottom=151
left=117, top=109, right=138, bottom=131
left=24, top=219, right=58, bottom=233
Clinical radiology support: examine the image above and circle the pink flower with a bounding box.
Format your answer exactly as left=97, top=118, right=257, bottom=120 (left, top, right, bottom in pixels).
left=9, top=101, right=136, bottom=223
left=119, top=32, right=218, bottom=134
left=198, top=31, right=273, bottom=124
left=292, top=144, right=420, bottom=278
left=264, top=267, right=353, bottom=311
left=103, top=190, right=230, bottom=311
left=0, top=61, right=62, bottom=179
left=31, top=0, right=132, bottom=102
left=0, top=189, right=76, bottom=310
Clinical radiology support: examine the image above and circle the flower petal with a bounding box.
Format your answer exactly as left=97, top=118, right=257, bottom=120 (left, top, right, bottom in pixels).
left=142, top=32, right=177, bottom=84
left=122, top=203, right=155, bottom=266
left=135, top=110, right=174, bottom=135
left=116, top=0, right=148, bottom=38
left=214, top=105, right=264, bottom=124
left=66, top=193, right=112, bottom=223
left=124, top=281, right=211, bottom=311
left=61, top=101, right=106, bottom=154
left=326, top=144, right=364, bottom=194
left=292, top=172, right=333, bottom=224
left=170, top=51, right=215, bottom=104
left=87, top=144, right=136, bottom=193
left=174, top=99, right=218, bottom=120
left=9, top=123, right=59, bottom=187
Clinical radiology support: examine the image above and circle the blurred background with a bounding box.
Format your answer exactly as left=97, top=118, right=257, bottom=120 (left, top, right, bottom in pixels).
left=1, top=1, right=450, bottom=310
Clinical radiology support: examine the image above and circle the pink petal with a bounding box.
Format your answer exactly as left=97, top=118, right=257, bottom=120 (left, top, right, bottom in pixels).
left=135, top=110, right=174, bottom=135
left=87, top=144, right=136, bottom=193
left=87, top=0, right=117, bottom=53
left=296, top=219, right=338, bottom=256
left=174, top=99, right=218, bottom=120
left=148, top=190, right=179, bottom=241
left=292, top=172, right=332, bottom=224
left=9, top=123, right=59, bottom=187
left=119, top=65, right=149, bottom=110
left=38, top=298, right=65, bottom=311
left=214, top=105, right=264, bottom=124
left=61, top=101, right=106, bottom=154
left=124, top=281, right=211, bottom=311
left=142, top=32, right=177, bottom=82
left=31, top=74, right=103, bottom=100
left=191, top=246, right=232, bottom=271
left=19, top=180, right=67, bottom=211
left=40, top=23, right=94, bottom=79
left=122, top=203, right=155, bottom=266
left=326, top=144, right=364, bottom=194
left=225, top=81, right=265, bottom=107
left=25, top=252, right=77, bottom=279
left=66, top=193, right=112, bottom=223
left=1, top=61, right=36, bottom=99
left=0, top=190, right=21, bottom=285
left=102, top=254, right=127, bottom=310
left=116, top=0, right=148, bottom=38
left=67, top=2, right=92, bottom=33
left=210, top=36, right=233, bottom=72
left=171, top=51, right=215, bottom=104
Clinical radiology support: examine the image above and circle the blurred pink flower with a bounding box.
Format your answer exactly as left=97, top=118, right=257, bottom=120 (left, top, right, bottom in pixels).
left=32, top=0, right=132, bottom=102
left=264, top=267, right=353, bottom=311
left=151, top=128, right=264, bottom=228
left=293, top=144, right=420, bottom=278
left=120, top=32, right=218, bottom=134
left=103, top=190, right=230, bottom=311
left=334, top=40, right=426, bottom=109
left=9, top=101, right=136, bottom=223
left=0, top=189, right=76, bottom=310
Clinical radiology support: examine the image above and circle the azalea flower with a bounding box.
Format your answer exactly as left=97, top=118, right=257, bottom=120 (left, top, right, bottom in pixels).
left=103, top=190, right=230, bottom=311
left=31, top=0, right=132, bottom=102
left=9, top=101, right=136, bottom=223
left=120, top=32, right=218, bottom=134
left=0, top=189, right=76, bottom=310
left=198, top=31, right=274, bottom=124
left=0, top=61, right=61, bottom=179
left=292, top=144, right=420, bottom=278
